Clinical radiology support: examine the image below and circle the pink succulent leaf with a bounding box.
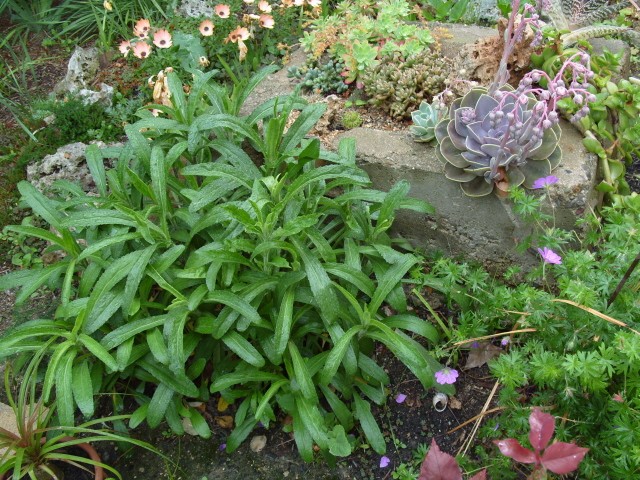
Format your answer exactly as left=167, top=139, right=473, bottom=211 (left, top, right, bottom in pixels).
left=469, top=470, right=487, bottom=480
left=540, top=442, right=589, bottom=474
left=528, top=408, right=555, bottom=452
left=493, top=439, right=537, bottom=464
left=418, top=439, right=463, bottom=480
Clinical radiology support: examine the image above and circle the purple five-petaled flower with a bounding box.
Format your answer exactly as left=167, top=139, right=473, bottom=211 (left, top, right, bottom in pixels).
left=435, top=368, right=459, bottom=385
left=532, top=175, right=559, bottom=189
left=537, top=247, right=562, bottom=265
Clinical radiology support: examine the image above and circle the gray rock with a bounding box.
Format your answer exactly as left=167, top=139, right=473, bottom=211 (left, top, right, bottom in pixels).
left=54, top=47, right=114, bottom=107
left=27, top=142, right=110, bottom=194
left=177, top=0, right=214, bottom=18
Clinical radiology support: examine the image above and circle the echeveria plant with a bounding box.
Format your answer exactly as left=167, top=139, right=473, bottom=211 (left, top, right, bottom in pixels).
left=434, top=0, right=596, bottom=197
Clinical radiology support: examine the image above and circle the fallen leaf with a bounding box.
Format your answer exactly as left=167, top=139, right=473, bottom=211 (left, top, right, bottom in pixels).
left=449, top=396, right=462, bottom=409
left=419, top=439, right=462, bottom=480
left=250, top=435, right=267, bottom=453
left=465, top=341, right=502, bottom=369
left=215, top=415, right=234, bottom=429
left=217, top=396, right=230, bottom=412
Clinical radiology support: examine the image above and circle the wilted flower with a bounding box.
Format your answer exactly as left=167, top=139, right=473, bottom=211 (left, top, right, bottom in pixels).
left=258, top=0, right=272, bottom=12
left=199, top=19, right=214, bottom=36
left=103, top=0, right=113, bottom=11
left=215, top=4, right=231, bottom=18
left=150, top=108, right=161, bottom=117
left=435, top=368, right=459, bottom=385
left=133, top=18, right=151, bottom=39
left=380, top=456, right=390, bottom=468
left=199, top=56, right=210, bottom=67
left=394, top=393, right=407, bottom=404
left=537, top=247, right=562, bottom=265
left=532, top=175, right=559, bottom=189
left=119, top=40, right=132, bottom=57
left=227, top=26, right=250, bottom=42
left=132, top=41, right=152, bottom=59
left=612, top=393, right=624, bottom=403
left=259, top=14, right=274, bottom=28
left=153, top=29, right=172, bottom=48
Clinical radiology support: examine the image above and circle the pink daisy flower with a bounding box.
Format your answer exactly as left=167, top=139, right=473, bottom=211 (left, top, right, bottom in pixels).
left=257, top=0, right=272, bottom=12
left=153, top=29, right=172, bottom=48
left=119, top=40, right=132, bottom=57
left=227, top=26, right=250, bottom=43
left=132, top=42, right=152, bottom=59
left=133, top=18, right=151, bottom=39
left=259, top=14, right=274, bottom=28
left=215, top=4, right=231, bottom=18
left=199, top=19, right=215, bottom=36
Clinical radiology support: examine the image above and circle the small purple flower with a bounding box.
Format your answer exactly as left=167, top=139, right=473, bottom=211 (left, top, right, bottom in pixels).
left=219, top=443, right=226, bottom=451
left=435, top=368, right=459, bottom=385
left=532, top=175, right=559, bottom=189
left=395, top=393, right=407, bottom=404
left=380, top=456, right=390, bottom=468
left=537, top=247, right=562, bottom=265
left=501, top=337, right=510, bottom=346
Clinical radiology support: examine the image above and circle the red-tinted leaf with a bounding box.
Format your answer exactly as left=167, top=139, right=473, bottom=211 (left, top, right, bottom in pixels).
left=419, top=439, right=463, bottom=480
left=528, top=408, right=555, bottom=452
left=493, top=439, right=536, bottom=464
left=469, top=469, right=487, bottom=480
left=541, top=442, right=589, bottom=474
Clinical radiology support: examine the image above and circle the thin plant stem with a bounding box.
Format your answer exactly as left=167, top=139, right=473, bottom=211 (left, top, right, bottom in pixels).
left=411, top=288, right=452, bottom=340
left=607, top=250, right=640, bottom=307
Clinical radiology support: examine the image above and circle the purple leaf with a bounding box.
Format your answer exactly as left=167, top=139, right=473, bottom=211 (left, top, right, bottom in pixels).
left=418, top=439, right=463, bottom=480
left=541, top=442, right=589, bottom=474
left=493, top=439, right=537, bottom=464
left=469, top=470, right=487, bottom=480
left=528, top=408, right=555, bottom=452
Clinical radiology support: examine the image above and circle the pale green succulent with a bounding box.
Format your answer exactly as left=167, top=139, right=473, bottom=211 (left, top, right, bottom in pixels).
left=410, top=101, right=447, bottom=143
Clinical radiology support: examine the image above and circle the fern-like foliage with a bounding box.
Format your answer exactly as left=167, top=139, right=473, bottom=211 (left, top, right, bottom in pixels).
left=545, top=0, right=637, bottom=46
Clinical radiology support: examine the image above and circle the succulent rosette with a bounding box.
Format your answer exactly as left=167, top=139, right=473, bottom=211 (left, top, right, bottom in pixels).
left=434, top=87, right=562, bottom=197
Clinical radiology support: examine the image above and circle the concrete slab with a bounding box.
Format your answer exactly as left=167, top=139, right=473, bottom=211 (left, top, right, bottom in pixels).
left=334, top=124, right=600, bottom=272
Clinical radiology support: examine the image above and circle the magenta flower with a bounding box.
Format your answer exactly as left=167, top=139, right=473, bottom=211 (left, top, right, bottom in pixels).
left=395, top=393, right=407, bottom=404
left=537, top=247, right=562, bottom=265
left=380, top=456, right=390, bottom=468
left=435, top=368, right=459, bottom=385
left=532, top=175, right=559, bottom=189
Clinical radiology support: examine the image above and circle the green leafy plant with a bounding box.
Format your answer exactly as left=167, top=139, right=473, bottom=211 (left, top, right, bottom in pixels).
left=300, top=0, right=434, bottom=84
left=0, top=67, right=450, bottom=462
left=288, top=58, right=349, bottom=95
left=410, top=100, right=447, bottom=143
left=420, top=0, right=470, bottom=23
left=341, top=110, right=362, bottom=129
left=0, top=351, right=160, bottom=480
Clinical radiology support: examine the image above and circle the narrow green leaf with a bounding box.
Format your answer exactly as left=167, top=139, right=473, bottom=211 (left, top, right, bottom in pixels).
left=56, top=351, right=77, bottom=426
left=226, top=417, right=258, bottom=453
left=254, top=379, right=287, bottom=422
left=319, top=385, right=354, bottom=430
left=223, top=331, right=265, bottom=367
left=274, top=288, right=295, bottom=359
left=101, top=314, right=170, bottom=350
left=85, top=144, right=107, bottom=197
left=147, top=328, right=169, bottom=365
left=17, top=181, right=62, bottom=229
left=122, top=245, right=157, bottom=319
left=370, top=254, right=418, bottom=312
left=288, top=342, right=317, bottom=402
left=353, top=394, right=386, bottom=454
left=295, top=395, right=329, bottom=450
left=384, top=314, right=439, bottom=344
left=140, top=357, right=199, bottom=398
left=129, top=403, right=149, bottom=429
left=72, top=360, right=94, bottom=418
left=78, top=334, right=118, bottom=372
left=210, top=371, right=284, bottom=393
left=320, top=326, right=363, bottom=385
left=188, top=409, right=212, bottom=438
left=147, top=383, right=174, bottom=428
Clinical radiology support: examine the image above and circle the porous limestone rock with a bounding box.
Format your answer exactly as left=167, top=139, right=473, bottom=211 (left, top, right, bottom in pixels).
left=54, top=46, right=114, bottom=106
left=177, top=0, right=214, bottom=18
left=27, top=142, right=113, bottom=194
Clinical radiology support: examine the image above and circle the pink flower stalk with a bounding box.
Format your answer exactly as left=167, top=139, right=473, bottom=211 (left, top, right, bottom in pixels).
left=435, top=368, right=459, bottom=385
left=259, top=14, right=274, bottom=28
left=133, top=18, right=151, bottom=39
left=132, top=42, right=152, bottom=59
left=537, top=247, right=562, bottom=265
left=119, top=40, right=132, bottom=57
left=380, top=456, right=390, bottom=468
left=153, top=29, right=172, bottom=48
left=199, top=19, right=215, bottom=36
left=258, top=0, right=272, bottom=12
left=395, top=393, right=407, bottom=404
left=532, top=175, right=559, bottom=189
left=215, top=4, right=231, bottom=18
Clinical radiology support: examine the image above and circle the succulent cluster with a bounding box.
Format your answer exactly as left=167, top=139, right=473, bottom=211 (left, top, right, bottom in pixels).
left=361, top=49, right=449, bottom=120
left=341, top=110, right=363, bottom=129
left=288, top=59, right=349, bottom=95
left=435, top=53, right=596, bottom=197
left=410, top=101, right=446, bottom=143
